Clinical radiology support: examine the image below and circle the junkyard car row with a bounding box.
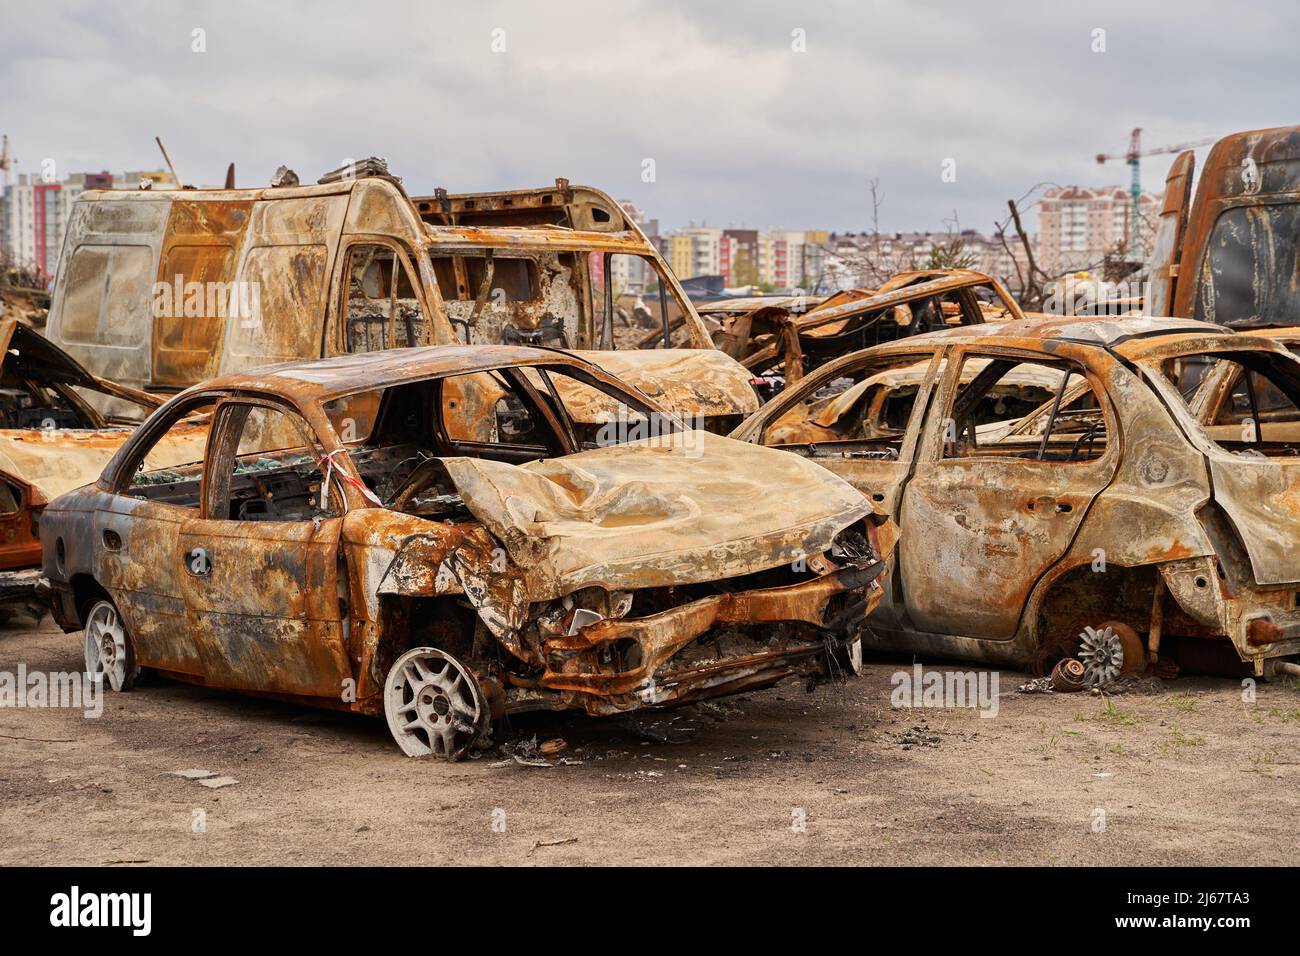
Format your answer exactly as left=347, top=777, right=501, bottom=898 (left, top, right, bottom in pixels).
left=9, top=129, right=1300, bottom=757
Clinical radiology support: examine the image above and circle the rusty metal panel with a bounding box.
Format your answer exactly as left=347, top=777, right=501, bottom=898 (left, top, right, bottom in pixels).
left=1145, top=150, right=1195, bottom=317
left=152, top=198, right=254, bottom=386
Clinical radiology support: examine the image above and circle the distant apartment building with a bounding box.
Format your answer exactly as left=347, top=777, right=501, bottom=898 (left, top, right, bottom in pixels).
left=668, top=234, right=694, bottom=280
left=720, top=228, right=758, bottom=284
left=758, top=229, right=820, bottom=290
left=1, top=169, right=175, bottom=280
left=818, top=229, right=1032, bottom=293
left=1037, top=185, right=1161, bottom=277
left=801, top=230, right=830, bottom=291
left=677, top=226, right=722, bottom=278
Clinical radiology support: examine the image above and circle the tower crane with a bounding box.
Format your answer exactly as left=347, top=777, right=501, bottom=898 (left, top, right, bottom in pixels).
left=1095, top=128, right=1216, bottom=255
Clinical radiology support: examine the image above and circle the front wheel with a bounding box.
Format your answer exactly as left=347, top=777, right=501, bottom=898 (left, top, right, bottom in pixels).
left=83, top=599, right=138, bottom=692
left=383, top=647, right=489, bottom=760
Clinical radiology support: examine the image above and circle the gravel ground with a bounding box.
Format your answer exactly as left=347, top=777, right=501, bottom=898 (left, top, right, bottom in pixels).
left=2, top=615, right=1297, bottom=866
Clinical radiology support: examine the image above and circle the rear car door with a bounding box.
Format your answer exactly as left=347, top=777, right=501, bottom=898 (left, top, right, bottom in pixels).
left=176, top=398, right=352, bottom=697
left=898, top=347, right=1119, bottom=639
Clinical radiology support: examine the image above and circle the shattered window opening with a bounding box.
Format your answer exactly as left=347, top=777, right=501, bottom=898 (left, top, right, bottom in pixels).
left=327, top=363, right=671, bottom=514
left=208, top=401, right=340, bottom=522
left=123, top=397, right=217, bottom=507
left=942, top=356, right=1106, bottom=463
left=1168, top=348, right=1300, bottom=457
left=344, top=243, right=428, bottom=354
left=760, top=354, right=941, bottom=455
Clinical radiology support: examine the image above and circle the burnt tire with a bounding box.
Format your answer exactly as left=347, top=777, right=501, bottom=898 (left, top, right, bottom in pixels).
left=83, top=599, right=138, bottom=692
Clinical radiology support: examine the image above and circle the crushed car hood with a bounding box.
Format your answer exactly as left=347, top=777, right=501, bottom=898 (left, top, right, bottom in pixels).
left=440, top=429, right=872, bottom=596
left=577, top=349, right=759, bottom=420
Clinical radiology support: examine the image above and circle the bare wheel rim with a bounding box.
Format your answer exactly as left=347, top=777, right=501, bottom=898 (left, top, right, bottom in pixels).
left=383, top=647, right=487, bottom=760
left=83, top=600, right=131, bottom=692
left=1078, top=625, right=1124, bottom=688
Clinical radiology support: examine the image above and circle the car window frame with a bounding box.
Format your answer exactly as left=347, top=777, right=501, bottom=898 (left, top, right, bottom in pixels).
left=743, top=347, right=943, bottom=455
left=108, top=392, right=220, bottom=501
left=337, top=237, right=431, bottom=355
left=201, top=395, right=344, bottom=522
left=918, top=345, right=1118, bottom=467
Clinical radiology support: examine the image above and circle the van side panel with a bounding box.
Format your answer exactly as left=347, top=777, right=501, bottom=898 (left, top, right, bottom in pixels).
left=152, top=199, right=254, bottom=386
left=218, top=193, right=349, bottom=375
left=46, top=197, right=170, bottom=389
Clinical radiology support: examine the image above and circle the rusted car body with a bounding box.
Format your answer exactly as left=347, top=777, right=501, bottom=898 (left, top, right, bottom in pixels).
left=713, top=269, right=1025, bottom=401
left=1148, top=125, right=1300, bottom=326
left=43, top=170, right=757, bottom=433
left=732, top=316, right=1300, bottom=679
left=41, top=345, right=887, bottom=758
left=0, top=319, right=204, bottom=608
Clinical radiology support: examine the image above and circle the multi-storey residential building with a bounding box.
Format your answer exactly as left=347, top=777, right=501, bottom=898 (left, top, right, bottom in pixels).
left=759, top=229, right=806, bottom=289
left=800, top=230, right=830, bottom=291
left=1038, top=185, right=1161, bottom=277
left=668, top=234, right=694, bottom=280
left=720, top=228, right=758, bottom=285
left=677, top=226, right=722, bottom=278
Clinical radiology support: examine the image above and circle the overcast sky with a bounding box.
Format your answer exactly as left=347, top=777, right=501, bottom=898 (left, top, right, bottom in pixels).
left=1, top=0, right=1292, bottom=235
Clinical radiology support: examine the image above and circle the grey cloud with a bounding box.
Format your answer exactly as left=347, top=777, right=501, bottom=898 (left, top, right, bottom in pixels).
left=0, top=0, right=1292, bottom=234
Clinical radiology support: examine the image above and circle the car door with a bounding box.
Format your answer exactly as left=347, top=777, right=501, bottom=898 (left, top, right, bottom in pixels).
left=176, top=397, right=353, bottom=698
left=898, top=347, right=1119, bottom=639
left=93, top=394, right=217, bottom=677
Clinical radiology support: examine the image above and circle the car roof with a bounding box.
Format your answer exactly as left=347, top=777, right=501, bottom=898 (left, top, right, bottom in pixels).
left=191, top=344, right=613, bottom=403
left=788, top=269, right=1016, bottom=331
left=900, top=315, right=1228, bottom=348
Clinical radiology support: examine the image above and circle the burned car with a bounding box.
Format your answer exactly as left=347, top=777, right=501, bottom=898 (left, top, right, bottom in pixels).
left=0, top=318, right=205, bottom=610
left=732, top=316, right=1300, bottom=682
left=41, top=346, right=888, bottom=758
left=712, top=269, right=1025, bottom=401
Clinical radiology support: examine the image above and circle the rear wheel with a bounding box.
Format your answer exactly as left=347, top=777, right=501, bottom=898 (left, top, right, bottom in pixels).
left=383, top=647, right=489, bottom=760
left=83, top=599, right=138, bottom=692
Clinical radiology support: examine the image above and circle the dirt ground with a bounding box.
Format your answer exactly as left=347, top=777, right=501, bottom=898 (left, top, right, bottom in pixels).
left=1, top=615, right=1297, bottom=866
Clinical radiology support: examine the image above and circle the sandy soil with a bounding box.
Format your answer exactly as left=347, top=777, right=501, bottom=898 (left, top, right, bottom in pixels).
left=1, top=616, right=1297, bottom=866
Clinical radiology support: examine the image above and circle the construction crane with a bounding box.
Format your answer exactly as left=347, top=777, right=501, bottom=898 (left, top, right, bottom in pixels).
left=0, top=135, right=14, bottom=189
left=1096, top=128, right=1217, bottom=256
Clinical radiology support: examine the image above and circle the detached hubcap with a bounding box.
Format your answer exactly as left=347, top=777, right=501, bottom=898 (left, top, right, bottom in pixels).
left=384, top=647, right=488, bottom=760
